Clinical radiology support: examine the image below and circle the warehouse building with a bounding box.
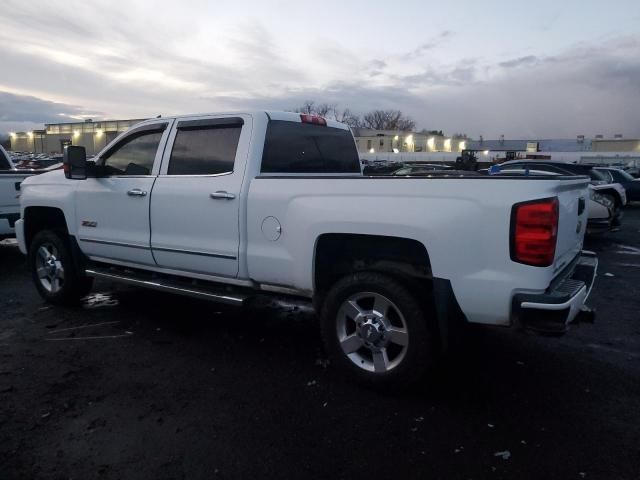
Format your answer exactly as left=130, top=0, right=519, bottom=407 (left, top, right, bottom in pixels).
left=592, top=138, right=640, bottom=152
left=353, top=129, right=465, bottom=153
left=9, top=118, right=147, bottom=156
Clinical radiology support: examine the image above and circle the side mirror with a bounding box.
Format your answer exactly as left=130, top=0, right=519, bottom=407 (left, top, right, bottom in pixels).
left=63, top=146, right=87, bottom=180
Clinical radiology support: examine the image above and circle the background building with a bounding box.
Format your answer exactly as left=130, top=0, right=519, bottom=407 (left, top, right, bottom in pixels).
left=9, top=118, right=147, bottom=155
left=353, top=129, right=466, bottom=153
left=592, top=138, right=640, bottom=152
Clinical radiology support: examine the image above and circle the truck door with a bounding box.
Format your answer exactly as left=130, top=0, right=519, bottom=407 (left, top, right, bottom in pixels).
left=150, top=115, right=251, bottom=278
left=75, top=120, right=172, bottom=265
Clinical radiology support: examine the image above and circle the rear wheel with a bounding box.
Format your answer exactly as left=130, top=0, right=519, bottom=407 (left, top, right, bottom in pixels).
left=320, top=272, right=436, bottom=390
left=29, top=230, right=93, bottom=305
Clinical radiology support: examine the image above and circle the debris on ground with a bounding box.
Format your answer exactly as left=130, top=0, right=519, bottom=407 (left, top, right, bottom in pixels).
left=494, top=450, right=511, bottom=460
left=314, top=358, right=330, bottom=368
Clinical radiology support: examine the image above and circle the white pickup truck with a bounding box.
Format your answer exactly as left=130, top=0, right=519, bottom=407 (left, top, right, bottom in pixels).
left=16, top=112, right=597, bottom=388
left=1, top=145, right=30, bottom=239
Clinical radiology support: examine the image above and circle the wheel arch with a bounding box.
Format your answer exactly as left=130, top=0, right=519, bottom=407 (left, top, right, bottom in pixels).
left=597, top=188, right=623, bottom=208
left=23, top=206, right=70, bottom=252
left=313, top=233, right=433, bottom=298
left=313, top=233, right=467, bottom=352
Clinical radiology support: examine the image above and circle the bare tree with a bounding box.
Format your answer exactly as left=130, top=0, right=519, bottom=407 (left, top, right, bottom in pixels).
left=294, top=101, right=334, bottom=117
left=292, top=103, right=418, bottom=131
left=333, top=108, right=362, bottom=128
left=362, top=110, right=415, bottom=131
left=420, top=129, right=444, bottom=136
left=292, top=101, right=363, bottom=128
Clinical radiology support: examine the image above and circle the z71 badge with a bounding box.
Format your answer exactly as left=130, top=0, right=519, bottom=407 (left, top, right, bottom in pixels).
left=81, top=220, right=98, bottom=228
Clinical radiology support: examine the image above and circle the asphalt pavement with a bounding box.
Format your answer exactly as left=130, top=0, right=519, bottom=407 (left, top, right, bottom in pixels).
left=1, top=207, right=639, bottom=479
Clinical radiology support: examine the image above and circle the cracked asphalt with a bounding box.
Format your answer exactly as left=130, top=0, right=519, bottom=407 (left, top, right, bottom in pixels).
left=1, top=207, right=639, bottom=479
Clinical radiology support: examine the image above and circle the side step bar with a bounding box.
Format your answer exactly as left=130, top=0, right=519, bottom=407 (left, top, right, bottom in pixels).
left=85, top=267, right=251, bottom=306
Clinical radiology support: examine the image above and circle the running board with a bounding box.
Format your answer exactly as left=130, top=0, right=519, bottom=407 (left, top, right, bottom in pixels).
left=85, top=267, right=251, bottom=306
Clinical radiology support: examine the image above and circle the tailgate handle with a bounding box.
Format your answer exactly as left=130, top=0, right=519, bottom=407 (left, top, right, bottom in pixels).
left=578, top=197, right=586, bottom=215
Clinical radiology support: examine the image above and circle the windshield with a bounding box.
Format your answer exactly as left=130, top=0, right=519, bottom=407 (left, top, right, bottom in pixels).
left=611, top=169, right=636, bottom=182
left=589, top=169, right=609, bottom=182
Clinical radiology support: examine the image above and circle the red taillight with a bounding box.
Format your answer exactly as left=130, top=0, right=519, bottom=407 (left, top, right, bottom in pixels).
left=300, top=114, right=327, bottom=126
left=511, top=197, right=559, bottom=267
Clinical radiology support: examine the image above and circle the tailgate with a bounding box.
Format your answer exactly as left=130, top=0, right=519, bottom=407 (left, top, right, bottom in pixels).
left=0, top=172, right=27, bottom=212
left=553, top=179, right=590, bottom=273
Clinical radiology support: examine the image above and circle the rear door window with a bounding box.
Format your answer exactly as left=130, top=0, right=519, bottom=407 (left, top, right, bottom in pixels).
left=261, top=120, right=360, bottom=174
left=168, top=123, right=242, bottom=176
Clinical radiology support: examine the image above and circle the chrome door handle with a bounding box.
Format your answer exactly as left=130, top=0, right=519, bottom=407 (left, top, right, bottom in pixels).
left=210, top=191, right=236, bottom=200
left=127, top=189, right=147, bottom=197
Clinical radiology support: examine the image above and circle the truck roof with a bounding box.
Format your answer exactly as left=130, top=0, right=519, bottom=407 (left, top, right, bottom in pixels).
left=139, top=111, right=351, bottom=131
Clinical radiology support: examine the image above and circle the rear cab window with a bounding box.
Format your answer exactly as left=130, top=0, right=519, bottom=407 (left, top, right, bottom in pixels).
left=261, top=120, right=360, bottom=174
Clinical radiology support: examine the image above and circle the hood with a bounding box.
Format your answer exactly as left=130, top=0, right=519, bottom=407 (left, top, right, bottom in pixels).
left=21, top=168, right=67, bottom=187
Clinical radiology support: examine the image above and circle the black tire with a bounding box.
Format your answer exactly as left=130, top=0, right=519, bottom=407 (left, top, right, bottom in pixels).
left=320, top=271, right=436, bottom=390
left=29, top=229, right=93, bottom=305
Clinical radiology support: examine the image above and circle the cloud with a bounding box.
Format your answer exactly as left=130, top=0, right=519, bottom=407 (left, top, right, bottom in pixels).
left=0, top=91, right=105, bottom=133
left=498, top=55, right=539, bottom=68
left=397, top=62, right=478, bottom=87
left=0, top=2, right=638, bottom=139
left=403, top=31, right=454, bottom=59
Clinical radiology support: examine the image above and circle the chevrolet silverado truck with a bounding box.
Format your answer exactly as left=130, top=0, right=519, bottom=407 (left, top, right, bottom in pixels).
left=16, top=112, right=597, bottom=388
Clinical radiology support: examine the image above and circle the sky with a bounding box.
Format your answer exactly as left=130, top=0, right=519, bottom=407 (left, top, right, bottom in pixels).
left=0, top=0, right=639, bottom=139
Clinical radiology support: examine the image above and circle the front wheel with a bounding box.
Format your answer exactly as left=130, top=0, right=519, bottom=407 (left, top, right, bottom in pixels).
left=320, top=272, right=436, bottom=390
left=29, top=230, right=93, bottom=305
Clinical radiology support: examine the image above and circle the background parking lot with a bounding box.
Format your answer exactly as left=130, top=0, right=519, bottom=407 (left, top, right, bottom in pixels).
left=1, top=209, right=639, bottom=480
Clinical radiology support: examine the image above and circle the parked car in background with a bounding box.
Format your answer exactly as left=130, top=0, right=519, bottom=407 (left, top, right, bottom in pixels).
left=500, top=160, right=627, bottom=206
left=16, top=111, right=597, bottom=389
left=484, top=167, right=619, bottom=233
left=1, top=146, right=29, bottom=239
left=391, top=163, right=453, bottom=176
left=624, top=167, right=640, bottom=178
left=12, top=155, right=63, bottom=171
left=362, top=159, right=404, bottom=175
left=594, top=167, right=640, bottom=202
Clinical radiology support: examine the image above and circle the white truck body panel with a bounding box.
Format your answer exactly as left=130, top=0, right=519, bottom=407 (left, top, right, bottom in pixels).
left=247, top=176, right=587, bottom=325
